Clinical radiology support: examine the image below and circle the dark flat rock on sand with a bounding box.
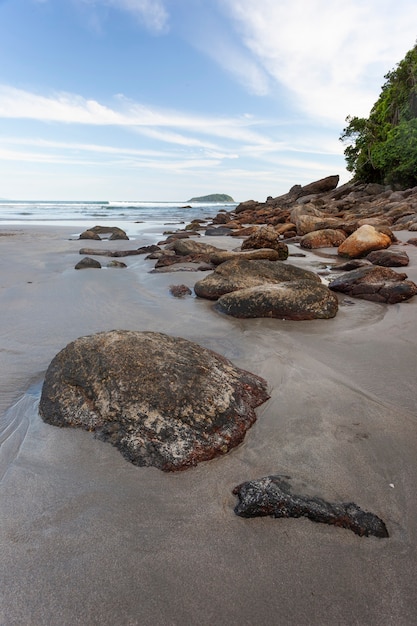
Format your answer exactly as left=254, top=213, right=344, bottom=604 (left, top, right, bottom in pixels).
left=215, top=281, right=338, bottom=320
left=39, top=330, right=269, bottom=471
left=233, top=475, right=389, bottom=538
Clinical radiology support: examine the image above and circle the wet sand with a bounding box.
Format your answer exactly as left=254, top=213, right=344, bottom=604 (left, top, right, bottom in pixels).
left=1, top=224, right=417, bottom=625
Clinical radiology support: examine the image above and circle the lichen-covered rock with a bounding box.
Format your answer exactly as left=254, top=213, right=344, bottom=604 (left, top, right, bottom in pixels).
left=300, top=229, right=346, bottom=249
left=194, top=259, right=320, bottom=300
left=210, top=248, right=280, bottom=265
left=338, top=225, right=391, bottom=258
left=241, top=226, right=288, bottom=259
left=39, top=331, right=269, bottom=471
left=167, top=239, right=221, bottom=256
left=328, top=265, right=417, bottom=303
left=215, top=281, right=338, bottom=320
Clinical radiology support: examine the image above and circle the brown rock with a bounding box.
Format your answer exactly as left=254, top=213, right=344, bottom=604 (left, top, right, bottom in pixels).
left=300, top=174, right=339, bottom=195
left=75, top=257, right=101, bottom=270
left=300, top=229, right=346, bottom=249
left=210, top=248, right=280, bottom=265
left=366, top=249, right=409, bottom=267
left=169, top=284, right=192, bottom=297
left=241, top=226, right=289, bottom=259
left=79, top=230, right=101, bottom=240
left=338, top=225, right=391, bottom=258
left=39, top=331, right=269, bottom=471
left=328, top=266, right=417, bottom=303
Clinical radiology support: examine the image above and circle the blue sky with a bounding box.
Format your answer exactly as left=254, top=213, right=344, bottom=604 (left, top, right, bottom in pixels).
left=0, top=0, right=416, bottom=201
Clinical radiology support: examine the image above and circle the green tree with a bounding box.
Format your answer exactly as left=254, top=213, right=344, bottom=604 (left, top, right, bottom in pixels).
left=340, top=43, right=417, bottom=188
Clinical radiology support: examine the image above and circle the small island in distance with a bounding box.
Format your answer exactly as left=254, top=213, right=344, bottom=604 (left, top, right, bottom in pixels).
left=187, top=193, right=235, bottom=202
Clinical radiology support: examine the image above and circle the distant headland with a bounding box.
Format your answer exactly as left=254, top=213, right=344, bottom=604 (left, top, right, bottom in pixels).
left=188, top=193, right=235, bottom=203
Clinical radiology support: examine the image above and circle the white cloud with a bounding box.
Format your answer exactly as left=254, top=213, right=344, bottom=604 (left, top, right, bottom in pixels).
left=0, top=85, right=277, bottom=147
left=221, top=0, right=417, bottom=123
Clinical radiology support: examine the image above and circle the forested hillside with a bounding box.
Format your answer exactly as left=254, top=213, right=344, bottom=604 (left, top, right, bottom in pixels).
left=340, top=43, right=417, bottom=188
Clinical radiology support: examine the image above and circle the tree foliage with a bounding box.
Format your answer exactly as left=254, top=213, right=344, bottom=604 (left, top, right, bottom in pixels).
left=340, top=43, right=417, bottom=188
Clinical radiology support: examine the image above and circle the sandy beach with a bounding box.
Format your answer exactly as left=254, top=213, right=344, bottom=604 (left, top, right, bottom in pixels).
left=1, top=223, right=417, bottom=625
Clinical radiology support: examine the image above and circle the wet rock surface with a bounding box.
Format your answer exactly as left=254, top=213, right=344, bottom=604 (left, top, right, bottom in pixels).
left=215, top=281, right=338, bottom=320
left=39, top=330, right=270, bottom=471
left=79, top=225, right=129, bottom=240
left=194, top=258, right=321, bottom=300
left=366, top=249, right=409, bottom=267
left=328, top=265, right=417, bottom=303
left=233, top=475, right=389, bottom=538
left=75, top=256, right=102, bottom=270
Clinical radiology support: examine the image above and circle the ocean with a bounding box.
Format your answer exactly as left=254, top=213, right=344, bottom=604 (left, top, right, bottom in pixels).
left=0, top=199, right=237, bottom=235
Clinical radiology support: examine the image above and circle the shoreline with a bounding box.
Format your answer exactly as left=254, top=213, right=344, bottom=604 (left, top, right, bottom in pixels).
left=1, top=222, right=417, bottom=624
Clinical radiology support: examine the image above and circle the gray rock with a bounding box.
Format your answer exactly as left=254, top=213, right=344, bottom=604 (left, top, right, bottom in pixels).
left=75, top=257, right=102, bottom=270
left=39, top=331, right=269, bottom=471
left=215, top=281, right=338, bottom=320
left=194, top=258, right=321, bottom=300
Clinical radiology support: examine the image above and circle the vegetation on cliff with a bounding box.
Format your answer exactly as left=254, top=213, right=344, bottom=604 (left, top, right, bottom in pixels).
left=340, top=43, right=417, bottom=188
left=188, top=193, right=234, bottom=202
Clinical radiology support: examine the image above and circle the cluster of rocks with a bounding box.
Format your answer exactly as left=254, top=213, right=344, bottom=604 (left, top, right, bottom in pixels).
left=74, top=176, right=417, bottom=314
left=39, top=329, right=389, bottom=535
left=172, top=175, right=417, bottom=308
left=44, top=180, right=408, bottom=534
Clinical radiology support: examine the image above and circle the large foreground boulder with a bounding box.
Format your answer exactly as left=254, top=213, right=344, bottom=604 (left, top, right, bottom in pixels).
left=39, top=331, right=269, bottom=471
left=194, top=258, right=321, bottom=300
left=215, top=282, right=338, bottom=320
left=328, top=266, right=417, bottom=303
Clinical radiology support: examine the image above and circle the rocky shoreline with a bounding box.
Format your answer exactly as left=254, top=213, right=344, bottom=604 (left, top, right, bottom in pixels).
left=76, top=175, right=417, bottom=313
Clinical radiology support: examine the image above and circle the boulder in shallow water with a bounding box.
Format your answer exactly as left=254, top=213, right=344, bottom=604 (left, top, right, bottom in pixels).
left=75, top=256, right=101, bottom=270
left=215, top=282, right=338, bottom=320
left=328, top=265, right=417, bottom=303
left=39, top=330, right=269, bottom=471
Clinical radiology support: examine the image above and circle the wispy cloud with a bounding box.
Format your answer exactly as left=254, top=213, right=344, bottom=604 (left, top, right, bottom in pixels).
left=218, top=0, right=417, bottom=122
left=79, top=0, right=169, bottom=33
left=0, top=85, right=278, bottom=147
